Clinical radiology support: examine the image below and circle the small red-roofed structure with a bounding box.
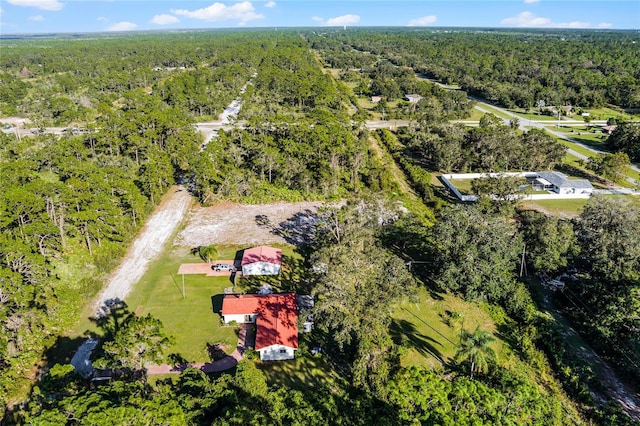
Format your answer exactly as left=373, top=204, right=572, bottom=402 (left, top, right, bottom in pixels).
left=221, top=293, right=298, bottom=361
left=241, top=246, right=282, bottom=276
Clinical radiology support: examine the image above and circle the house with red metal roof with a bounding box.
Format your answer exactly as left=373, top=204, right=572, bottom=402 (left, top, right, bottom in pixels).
left=241, top=246, right=282, bottom=276
left=220, top=293, right=298, bottom=361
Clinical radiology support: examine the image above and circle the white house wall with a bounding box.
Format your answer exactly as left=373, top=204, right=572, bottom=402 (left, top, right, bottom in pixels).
left=222, top=313, right=257, bottom=324
left=242, top=261, right=281, bottom=276
left=258, top=344, right=296, bottom=361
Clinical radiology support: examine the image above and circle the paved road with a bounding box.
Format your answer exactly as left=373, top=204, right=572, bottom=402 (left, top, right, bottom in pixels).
left=470, top=100, right=640, bottom=184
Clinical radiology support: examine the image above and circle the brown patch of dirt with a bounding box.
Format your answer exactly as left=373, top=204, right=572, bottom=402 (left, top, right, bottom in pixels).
left=174, top=201, right=323, bottom=247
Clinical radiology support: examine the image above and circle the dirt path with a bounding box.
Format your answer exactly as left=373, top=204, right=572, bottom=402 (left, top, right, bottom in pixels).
left=368, top=133, right=418, bottom=199
left=93, top=186, right=193, bottom=315
left=538, top=289, right=640, bottom=421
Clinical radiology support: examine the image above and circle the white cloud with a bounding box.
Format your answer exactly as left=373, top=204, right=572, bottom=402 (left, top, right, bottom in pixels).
left=0, top=7, right=3, bottom=16
left=325, top=14, right=360, bottom=26
left=524, top=0, right=540, bottom=4
left=151, top=14, right=179, bottom=25
left=501, top=11, right=550, bottom=26
left=265, top=1, right=276, bottom=8
left=407, top=15, right=437, bottom=26
left=501, top=11, right=609, bottom=28
left=97, top=16, right=107, bottom=22
left=7, top=0, right=63, bottom=11
left=106, top=21, right=137, bottom=31
left=172, top=1, right=264, bottom=24
left=311, top=16, right=323, bottom=23
left=29, top=14, right=44, bottom=21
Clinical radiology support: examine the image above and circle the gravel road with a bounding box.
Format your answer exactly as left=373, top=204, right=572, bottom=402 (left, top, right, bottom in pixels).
left=93, top=186, right=192, bottom=315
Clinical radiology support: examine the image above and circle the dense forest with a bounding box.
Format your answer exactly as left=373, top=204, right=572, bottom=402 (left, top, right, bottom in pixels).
left=0, top=28, right=639, bottom=424
left=309, top=29, right=640, bottom=109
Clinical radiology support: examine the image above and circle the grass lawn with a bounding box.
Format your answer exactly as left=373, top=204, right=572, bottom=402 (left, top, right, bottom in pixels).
left=465, top=108, right=485, bottom=121
left=558, top=139, right=599, bottom=159
left=519, top=198, right=588, bottom=217
left=257, top=334, right=341, bottom=389
left=391, top=288, right=503, bottom=370
left=582, top=106, right=640, bottom=121
left=447, top=178, right=474, bottom=194
left=475, top=103, right=511, bottom=120
left=508, top=109, right=558, bottom=121
left=124, top=247, right=241, bottom=362
left=118, top=244, right=300, bottom=362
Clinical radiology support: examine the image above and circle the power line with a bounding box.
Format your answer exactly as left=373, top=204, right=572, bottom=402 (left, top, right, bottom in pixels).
left=560, top=288, right=640, bottom=370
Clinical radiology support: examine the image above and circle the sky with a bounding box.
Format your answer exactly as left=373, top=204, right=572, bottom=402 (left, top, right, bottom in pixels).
left=0, top=0, right=638, bottom=35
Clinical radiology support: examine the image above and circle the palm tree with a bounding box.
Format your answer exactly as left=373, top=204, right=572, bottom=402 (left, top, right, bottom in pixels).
left=454, top=326, right=496, bottom=379
left=191, top=244, right=218, bottom=263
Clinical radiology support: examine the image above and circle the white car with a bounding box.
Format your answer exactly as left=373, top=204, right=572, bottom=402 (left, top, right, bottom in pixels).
left=211, top=264, right=236, bottom=272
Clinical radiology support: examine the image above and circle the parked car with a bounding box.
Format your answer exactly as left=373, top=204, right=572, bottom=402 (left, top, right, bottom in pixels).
left=211, top=264, right=236, bottom=272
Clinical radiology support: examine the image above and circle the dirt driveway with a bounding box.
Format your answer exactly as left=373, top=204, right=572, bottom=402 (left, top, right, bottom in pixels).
left=174, top=201, right=323, bottom=247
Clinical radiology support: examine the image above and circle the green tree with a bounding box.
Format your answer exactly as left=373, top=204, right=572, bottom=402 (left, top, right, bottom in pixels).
left=191, top=244, right=219, bottom=263
left=97, top=314, right=173, bottom=378
left=471, top=174, right=526, bottom=215
left=586, top=152, right=630, bottom=184
left=454, top=326, right=497, bottom=379
left=607, top=122, right=640, bottom=162
left=518, top=210, right=578, bottom=274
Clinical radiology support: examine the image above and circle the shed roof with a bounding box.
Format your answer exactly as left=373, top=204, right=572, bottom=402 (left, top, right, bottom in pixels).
left=241, top=246, right=282, bottom=266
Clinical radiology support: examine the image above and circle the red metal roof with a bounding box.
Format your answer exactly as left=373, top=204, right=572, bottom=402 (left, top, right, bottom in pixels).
left=241, top=246, right=282, bottom=266
left=221, top=293, right=298, bottom=350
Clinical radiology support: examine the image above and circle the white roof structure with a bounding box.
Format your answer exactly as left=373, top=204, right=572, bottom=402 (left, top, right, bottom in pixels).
left=538, top=172, right=593, bottom=189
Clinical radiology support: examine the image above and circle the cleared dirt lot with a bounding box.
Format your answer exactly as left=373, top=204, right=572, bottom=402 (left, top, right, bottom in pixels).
left=174, top=200, right=323, bottom=248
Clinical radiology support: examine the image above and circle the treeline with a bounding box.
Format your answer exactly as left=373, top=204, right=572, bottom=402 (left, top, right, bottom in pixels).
left=309, top=29, right=640, bottom=109
left=395, top=114, right=566, bottom=172
left=0, top=32, right=266, bottom=121
left=0, top=88, right=202, bottom=408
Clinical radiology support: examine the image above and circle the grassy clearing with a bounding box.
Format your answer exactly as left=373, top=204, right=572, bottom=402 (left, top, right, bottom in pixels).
left=508, top=109, right=558, bottom=121
left=121, top=247, right=241, bottom=361
left=475, top=104, right=511, bottom=120
left=465, top=108, right=484, bottom=121
left=257, top=334, right=340, bottom=389
left=392, top=289, right=502, bottom=369
left=519, top=198, right=588, bottom=217
left=118, top=244, right=300, bottom=362
left=558, top=139, right=599, bottom=159
left=447, top=178, right=473, bottom=194
left=583, top=106, right=640, bottom=121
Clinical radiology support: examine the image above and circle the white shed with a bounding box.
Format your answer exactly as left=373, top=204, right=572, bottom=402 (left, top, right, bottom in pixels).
left=241, top=246, right=282, bottom=276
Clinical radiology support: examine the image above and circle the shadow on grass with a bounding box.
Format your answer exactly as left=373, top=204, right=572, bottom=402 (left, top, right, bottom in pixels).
left=556, top=163, right=608, bottom=186
left=90, top=299, right=133, bottom=340
left=399, top=307, right=456, bottom=347
left=391, top=319, right=445, bottom=365
left=211, top=294, right=224, bottom=314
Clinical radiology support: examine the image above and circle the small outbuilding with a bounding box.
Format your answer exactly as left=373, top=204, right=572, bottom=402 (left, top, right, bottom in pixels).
left=221, top=293, right=298, bottom=361
left=241, top=246, right=282, bottom=276
left=405, top=94, right=423, bottom=104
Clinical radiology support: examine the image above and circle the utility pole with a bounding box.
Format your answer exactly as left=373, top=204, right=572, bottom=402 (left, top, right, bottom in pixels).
left=519, top=244, right=527, bottom=277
